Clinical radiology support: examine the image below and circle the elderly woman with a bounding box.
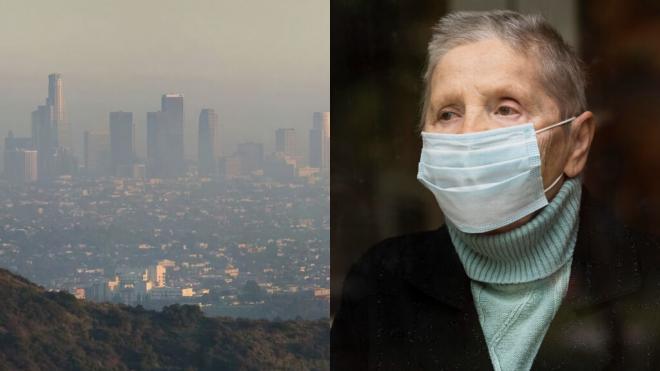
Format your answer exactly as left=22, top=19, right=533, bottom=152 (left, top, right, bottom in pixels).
left=332, top=10, right=660, bottom=370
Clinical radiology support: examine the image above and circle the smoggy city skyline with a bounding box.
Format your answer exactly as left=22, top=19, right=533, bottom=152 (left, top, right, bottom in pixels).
left=0, top=0, right=329, bottom=159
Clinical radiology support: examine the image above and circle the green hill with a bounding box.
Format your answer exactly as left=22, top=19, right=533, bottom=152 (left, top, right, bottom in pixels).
left=0, top=268, right=329, bottom=370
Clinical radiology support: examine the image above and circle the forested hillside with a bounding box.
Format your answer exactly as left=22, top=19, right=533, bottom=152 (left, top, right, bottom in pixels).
left=0, top=268, right=329, bottom=370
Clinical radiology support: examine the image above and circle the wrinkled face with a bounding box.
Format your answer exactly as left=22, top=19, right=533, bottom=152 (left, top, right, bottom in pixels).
left=423, top=39, right=569, bottom=188
left=423, top=38, right=574, bottom=231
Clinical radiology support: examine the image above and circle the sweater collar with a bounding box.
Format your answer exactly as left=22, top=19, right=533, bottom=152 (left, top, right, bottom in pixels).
left=447, top=177, right=582, bottom=284
left=402, top=186, right=642, bottom=312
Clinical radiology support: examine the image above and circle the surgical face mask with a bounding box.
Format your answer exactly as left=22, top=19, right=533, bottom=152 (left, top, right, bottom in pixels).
left=417, top=117, right=574, bottom=233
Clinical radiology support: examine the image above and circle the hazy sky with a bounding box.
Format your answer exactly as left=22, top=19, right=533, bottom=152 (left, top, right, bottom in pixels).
left=0, top=0, right=329, bottom=159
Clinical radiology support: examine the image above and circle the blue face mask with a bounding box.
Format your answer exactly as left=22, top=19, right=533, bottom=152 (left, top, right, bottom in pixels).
left=417, top=117, right=575, bottom=233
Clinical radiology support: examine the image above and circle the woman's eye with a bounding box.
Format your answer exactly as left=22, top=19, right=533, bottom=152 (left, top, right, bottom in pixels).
left=495, top=106, right=517, bottom=116
left=438, top=111, right=456, bottom=121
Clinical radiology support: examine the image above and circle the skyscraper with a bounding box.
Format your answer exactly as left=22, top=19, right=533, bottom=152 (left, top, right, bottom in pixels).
left=22, top=150, right=38, bottom=183
left=269, top=128, right=298, bottom=181
left=47, top=73, right=71, bottom=151
left=147, top=94, right=185, bottom=178
left=31, top=74, right=76, bottom=180
left=162, top=94, right=185, bottom=176
left=4, top=131, right=32, bottom=152
left=198, top=109, right=219, bottom=177
left=31, top=104, right=55, bottom=179
left=5, top=150, right=39, bottom=184
left=147, top=111, right=163, bottom=178
left=275, top=128, right=296, bottom=157
left=109, top=111, right=135, bottom=176
left=310, top=112, right=330, bottom=169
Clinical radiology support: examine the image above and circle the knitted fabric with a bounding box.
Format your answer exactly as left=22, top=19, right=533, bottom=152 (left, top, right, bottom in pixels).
left=447, top=176, right=581, bottom=371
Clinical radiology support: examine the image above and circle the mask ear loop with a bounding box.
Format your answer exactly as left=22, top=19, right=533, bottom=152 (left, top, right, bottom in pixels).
left=538, top=117, right=574, bottom=194
left=535, top=117, right=576, bottom=134
left=543, top=173, right=563, bottom=193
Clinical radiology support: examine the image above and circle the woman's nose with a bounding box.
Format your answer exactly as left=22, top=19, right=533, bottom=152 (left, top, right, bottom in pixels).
left=456, top=112, right=492, bottom=134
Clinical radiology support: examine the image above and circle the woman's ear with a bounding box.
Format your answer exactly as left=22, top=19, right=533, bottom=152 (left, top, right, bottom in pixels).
left=563, top=111, right=596, bottom=177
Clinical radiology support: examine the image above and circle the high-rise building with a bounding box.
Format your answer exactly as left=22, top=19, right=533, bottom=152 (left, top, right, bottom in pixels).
left=147, top=264, right=166, bottom=288
left=109, top=111, right=135, bottom=176
left=198, top=109, right=219, bottom=176
left=4, top=131, right=37, bottom=183
left=265, top=156, right=297, bottom=182
left=31, top=74, right=76, bottom=180
left=162, top=94, right=185, bottom=176
left=147, top=94, right=185, bottom=178
left=146, top=111, right=162, bottom=177
left=309, top=128, right=320, bottom=168
left=47, top=73, right=71, bottom=151
left=275, top=128, right=296, bottom=156
left=31, top=104, right=55, bottom=179
left=310, top=112, right=330, bottom=169
left=4, top=131, right=32, bottom=153
left=268, top=128, right=299, bottom=181
left=83, top=131, right=110, bottom=176
left=4, top=131, right=37, bottom=184
left=47, top=74, right=64, bottom=122
left=5, top=150, right=38, bottom=183
left=23, top=150, right=38, bottom=182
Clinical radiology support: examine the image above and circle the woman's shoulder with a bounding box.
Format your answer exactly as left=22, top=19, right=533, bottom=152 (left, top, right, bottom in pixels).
left=339, top=226, right=459, bottom=300
left=355, top=226, right=452, bottom=271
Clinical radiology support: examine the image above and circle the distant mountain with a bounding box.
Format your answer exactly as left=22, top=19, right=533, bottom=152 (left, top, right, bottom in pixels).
left=0, top=268, right=329, bottom=370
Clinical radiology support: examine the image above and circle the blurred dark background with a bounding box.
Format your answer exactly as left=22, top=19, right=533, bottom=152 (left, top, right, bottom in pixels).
left=331, top=0, right=660, bottom=315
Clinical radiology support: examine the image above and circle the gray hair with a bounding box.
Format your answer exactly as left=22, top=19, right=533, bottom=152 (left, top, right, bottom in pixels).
left=420, top=10, right=586, bottom=128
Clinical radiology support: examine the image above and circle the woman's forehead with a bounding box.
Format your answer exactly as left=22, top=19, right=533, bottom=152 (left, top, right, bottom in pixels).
left=430, top=40, right=540, bottom=94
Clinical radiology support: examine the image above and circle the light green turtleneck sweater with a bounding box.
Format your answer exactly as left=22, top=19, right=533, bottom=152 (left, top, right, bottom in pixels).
left=447, top=177, right=582, bottom=371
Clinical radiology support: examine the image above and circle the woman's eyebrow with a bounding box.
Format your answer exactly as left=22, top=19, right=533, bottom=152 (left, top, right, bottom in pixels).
left=429, top=91, right=463, bottom=109
left=483, top=84, right=535, bottom=104
left=481, top=84, right=520, bottom=97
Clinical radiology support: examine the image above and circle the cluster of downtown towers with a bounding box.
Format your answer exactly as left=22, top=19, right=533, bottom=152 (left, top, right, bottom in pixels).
left=5, top=74, right=330, bottom=182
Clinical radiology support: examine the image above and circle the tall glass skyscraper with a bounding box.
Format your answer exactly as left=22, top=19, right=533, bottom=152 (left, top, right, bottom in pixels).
left=310, top=112, right=330, bottom=169
left=109, top=111, right=135, bottom=176
left=275, top=128, right=296, bottom=157
left=31, top=73, right=76, bottom=180
left=47, top=73, right=71, bottom=151
left=198, top=108, right=219, bottom=176
left=147, top=94, right=185, bottom=178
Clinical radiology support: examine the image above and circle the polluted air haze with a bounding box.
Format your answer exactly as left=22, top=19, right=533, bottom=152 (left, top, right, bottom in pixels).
left=0, top=0, right=329, bottom=159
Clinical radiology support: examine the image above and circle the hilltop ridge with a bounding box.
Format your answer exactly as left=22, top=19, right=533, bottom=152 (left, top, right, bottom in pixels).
left=0, top=268, right=329, bottom=370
